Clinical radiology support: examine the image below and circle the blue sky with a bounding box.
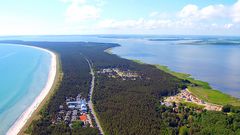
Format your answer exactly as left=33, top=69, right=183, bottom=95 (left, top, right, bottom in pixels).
left=0, top=0, right=239, bottom=35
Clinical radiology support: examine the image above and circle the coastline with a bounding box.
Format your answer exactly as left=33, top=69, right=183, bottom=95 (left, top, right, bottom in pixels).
left=6, top=45, right=58, bottom=135
left=105, top=48, right=240, bottom=106
left=136, top=60, right=240, bottom=106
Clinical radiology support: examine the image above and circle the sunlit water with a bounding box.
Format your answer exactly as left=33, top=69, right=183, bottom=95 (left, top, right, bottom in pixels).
left=0, top=44, right=51, bottom=134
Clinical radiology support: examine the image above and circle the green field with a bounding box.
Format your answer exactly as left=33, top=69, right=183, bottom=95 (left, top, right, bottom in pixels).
left=182, top=102, right=205, bottom=110
left=188, top=87, right=240, bottom=106
left=132, top=59, right=240, bottom=106
left=155, top=65, right=211, bottom=89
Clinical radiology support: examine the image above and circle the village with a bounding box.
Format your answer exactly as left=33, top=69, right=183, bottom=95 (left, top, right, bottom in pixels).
left=53, top=94, right=93, bottom=128
left=163, top=89, right=222, bottom=111
left=97, top=68, right=141, bottom=80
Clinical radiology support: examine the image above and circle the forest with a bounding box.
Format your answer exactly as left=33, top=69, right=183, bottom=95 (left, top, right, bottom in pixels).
left=1, top=40, right=240, bottom=135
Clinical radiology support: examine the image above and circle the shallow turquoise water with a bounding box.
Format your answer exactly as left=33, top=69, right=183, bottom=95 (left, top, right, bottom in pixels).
left=0, top=44, right=51, bottom=134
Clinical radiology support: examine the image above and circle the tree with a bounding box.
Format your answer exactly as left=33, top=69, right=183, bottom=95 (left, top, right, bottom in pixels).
left=179, top=126, right=189, bottom=135
left=222, top=104, right=231, bottom=113
left=72, top=121, right=84, bottom=129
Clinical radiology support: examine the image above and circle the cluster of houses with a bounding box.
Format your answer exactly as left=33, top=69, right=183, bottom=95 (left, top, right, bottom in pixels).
left=180, top=89, right=205, bottom=104
left=97, top=68, right=141, bottom=80
left=54, top=94, right=93, bottom=128
left=163, top=89, right=222, bottom=111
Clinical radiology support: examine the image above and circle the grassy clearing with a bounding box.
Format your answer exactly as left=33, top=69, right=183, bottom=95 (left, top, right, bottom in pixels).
left=188, top=87, right=240, bottom=106
left=132, top=59, right=145, bottom=64
left=155, top=65, right=211, bottom=89
left=182, top=102, right=205, bottom=110
left=132, top=59, right=240, bottom=106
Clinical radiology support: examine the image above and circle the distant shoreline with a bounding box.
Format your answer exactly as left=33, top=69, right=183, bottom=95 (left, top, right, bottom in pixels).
left=105, top=48, right=240, bottom=106
left=6, top=45, right=58, bottom=135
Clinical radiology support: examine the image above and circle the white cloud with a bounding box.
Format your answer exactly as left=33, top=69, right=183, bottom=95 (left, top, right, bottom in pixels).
left=200, top=4, right=226, bottom=19
left=94, top=1, right=240, bottom=35
left=59, top=0, right=240, bottom=35
left=61, top=0, right=86, bottom=4
left=178, top=4, right=226, bottom=20
left=178, top=1, right=240, bottom=24
left=231, top=0, right=240, bottom=23
left=62, top=0, right=101, bottom=22
left=179, top=4, right=199, bottom=18
left=65, top=4, right=100, bottom=22
left=149, top=12, right=170, bottom=20
left=97, top=19, right=173, bottom=30
left=224, top=23, right=233, bottom=29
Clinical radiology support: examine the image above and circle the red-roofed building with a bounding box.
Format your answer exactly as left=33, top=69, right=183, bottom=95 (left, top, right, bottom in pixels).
left=80, top=114, right=87, bottom=123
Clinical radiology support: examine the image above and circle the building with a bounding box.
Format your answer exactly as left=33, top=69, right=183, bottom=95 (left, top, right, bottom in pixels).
left=67, top=99, right=87, bottom=111
left=81, top=104, right=87, bottom=113
left=80, top=114, right=88, bottom=124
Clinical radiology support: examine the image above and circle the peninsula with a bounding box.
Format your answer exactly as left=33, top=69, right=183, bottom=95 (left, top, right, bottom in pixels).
left=1, top=40, right=240, bottom=135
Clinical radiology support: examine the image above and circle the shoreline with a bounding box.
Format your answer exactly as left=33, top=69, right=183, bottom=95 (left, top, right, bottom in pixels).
left=104, top=47, right=240, bottom=106
left=142, top=61, right=240, bottom=106
left=6, top=45, right=58, bottom=135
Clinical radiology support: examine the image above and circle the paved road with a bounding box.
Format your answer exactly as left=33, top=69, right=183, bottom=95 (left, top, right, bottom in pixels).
left=86, top=58, right=104, bottom=135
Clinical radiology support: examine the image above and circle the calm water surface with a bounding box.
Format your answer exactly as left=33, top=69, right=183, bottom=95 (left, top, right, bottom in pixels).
left=0, top=35, right=239, bottom=98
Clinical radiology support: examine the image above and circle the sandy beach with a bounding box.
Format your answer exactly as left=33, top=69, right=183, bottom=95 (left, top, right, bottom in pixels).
left=6, top=45, right=57, bottom=135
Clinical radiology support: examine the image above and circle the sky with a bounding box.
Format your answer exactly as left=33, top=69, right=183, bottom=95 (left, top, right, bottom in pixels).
left=0, top=0, right=240, bottom=36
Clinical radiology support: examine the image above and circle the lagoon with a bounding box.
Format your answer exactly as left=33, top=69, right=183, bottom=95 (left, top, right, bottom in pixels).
left=0, top=35, right=239, bottom=98
left=110, top=37, right=240, bottom=97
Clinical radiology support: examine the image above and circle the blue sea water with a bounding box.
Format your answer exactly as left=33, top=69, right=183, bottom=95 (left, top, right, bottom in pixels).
left=0, top=44, right=51, bottom=134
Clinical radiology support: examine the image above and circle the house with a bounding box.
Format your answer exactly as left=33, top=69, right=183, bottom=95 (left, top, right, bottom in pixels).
left=80, top=114, right=87, bottom=124
left=58, top=110, right=65, bottom=115
left=71, top=116, right=77, bottom=122
left=59, top=105, right=64, bottom=110
left=81, top=104, right=87, bottom=113
left=67, top=99, right=87, bottom=109
left=72, top=110, right=78, bottom=116
left=64, top=115, right=70, bottom=123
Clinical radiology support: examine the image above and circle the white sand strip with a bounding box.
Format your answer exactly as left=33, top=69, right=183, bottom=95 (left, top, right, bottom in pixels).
left=6, top=45, right=57, bottom=135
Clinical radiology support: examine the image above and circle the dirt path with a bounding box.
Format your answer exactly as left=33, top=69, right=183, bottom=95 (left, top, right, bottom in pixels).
left=85, top=58, right=104, bottom=135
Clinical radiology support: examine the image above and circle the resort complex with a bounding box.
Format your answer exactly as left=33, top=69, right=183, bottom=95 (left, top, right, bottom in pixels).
left=97, top=68, right=141, bottom=81
left=163, top=89, right=222, bottom=111
left=54, top=94, right=93, bottom=128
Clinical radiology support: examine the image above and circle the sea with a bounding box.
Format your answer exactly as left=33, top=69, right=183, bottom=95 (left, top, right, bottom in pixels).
left=0, top=44, right=51, bottom=134
left=0, top=35, right=240, bottom=134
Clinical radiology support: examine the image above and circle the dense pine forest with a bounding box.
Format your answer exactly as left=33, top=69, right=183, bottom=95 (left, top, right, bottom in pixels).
left=1, top=41, right=240, bottom=135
